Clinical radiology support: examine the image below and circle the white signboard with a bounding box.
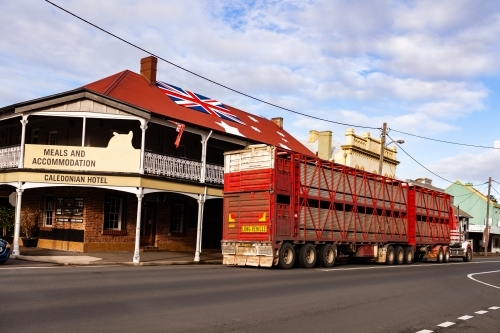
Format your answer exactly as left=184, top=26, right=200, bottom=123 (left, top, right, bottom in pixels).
left=24, top=131, right=140, bottom=173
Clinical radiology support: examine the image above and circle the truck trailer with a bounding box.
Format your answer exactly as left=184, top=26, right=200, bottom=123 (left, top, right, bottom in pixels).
left=221, top=145, right=472, bottom=269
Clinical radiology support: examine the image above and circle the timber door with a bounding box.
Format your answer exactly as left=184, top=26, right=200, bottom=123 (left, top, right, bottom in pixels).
left=140, top=204, right=157, bottom=247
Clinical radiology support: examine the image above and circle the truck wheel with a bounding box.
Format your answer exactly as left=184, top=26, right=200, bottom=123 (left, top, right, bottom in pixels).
left=386, top=246, right=395, bottom=265
left=436, top=247, right=444, bottom=263
left=298, top=243, right=317, bottom=268
left=403, top=247, right=413, bottom=264
left=463, top=248, right=472, bottom=262
left=444, top=248, right=450, bottom=263
left=317, top=244, right=336, bottom=268
left=278, top=243, right=295, bottom=269
left=394, top=246, right=404, bottom=265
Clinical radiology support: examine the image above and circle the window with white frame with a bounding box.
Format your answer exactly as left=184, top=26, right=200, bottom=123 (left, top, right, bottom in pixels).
left=170, top=203, right=184, bottom=233
left=104, top=196, right=123, bottom=230
left=44, top=195, right=54, bottom=226
left=48, top=131, right=57, bottom=145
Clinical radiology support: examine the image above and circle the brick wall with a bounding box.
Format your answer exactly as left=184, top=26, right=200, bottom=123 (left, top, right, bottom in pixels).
left=21, top=186, right=204, bottom=252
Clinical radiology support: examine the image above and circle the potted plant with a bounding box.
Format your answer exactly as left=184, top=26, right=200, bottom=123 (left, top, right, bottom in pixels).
left=0, top=205, right=14, bottom=244
left=20, top=206, right=39, bottom=247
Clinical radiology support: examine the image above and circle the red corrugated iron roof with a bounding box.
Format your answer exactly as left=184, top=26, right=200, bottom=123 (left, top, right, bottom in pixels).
left=84, top=70, right=313, bottom=155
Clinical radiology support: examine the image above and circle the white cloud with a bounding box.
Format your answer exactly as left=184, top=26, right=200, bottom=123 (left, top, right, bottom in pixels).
left=430, top=143, right=500, bottom=182
left=1, top=0, right=500, bottom=188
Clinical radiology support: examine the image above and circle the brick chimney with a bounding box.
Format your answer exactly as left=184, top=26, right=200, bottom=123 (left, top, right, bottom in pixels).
left=140, top=56, right=158, bottom=85
left=271, top=117, right=283, bottom=129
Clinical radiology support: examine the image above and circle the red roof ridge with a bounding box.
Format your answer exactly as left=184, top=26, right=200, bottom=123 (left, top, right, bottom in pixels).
left=102, top=70, right=131, bottom=95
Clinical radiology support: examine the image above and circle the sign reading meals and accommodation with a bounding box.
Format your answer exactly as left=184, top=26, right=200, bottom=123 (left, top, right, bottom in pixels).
left=24, top=131, right=141, bottom=173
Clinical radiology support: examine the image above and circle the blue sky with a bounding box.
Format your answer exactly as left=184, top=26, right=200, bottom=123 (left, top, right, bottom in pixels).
left=2, top=0, right=500, bottom=193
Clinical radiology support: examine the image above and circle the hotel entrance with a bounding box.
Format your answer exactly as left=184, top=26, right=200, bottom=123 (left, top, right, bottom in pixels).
left=140, top=203, right=157, bottom=247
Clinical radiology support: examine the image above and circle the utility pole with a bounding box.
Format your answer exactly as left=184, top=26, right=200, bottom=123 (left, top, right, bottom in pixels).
left=378, top=122, right=387, bottom=176
left=458, top=205, right=462, bottom=243
left=483, top=177, right=492, bottom=256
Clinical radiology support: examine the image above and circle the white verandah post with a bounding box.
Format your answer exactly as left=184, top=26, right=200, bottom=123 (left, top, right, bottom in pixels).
left=12, top=186, right=23, bottom=257
left=133, top=188, right=144, bottom=265
left=200, top=130, right=212, bottom=183
left=18, top=116, right=28, bottom=168
left=194, top=190, right=206, bottom=262
left=139, top=121, right=148, bottom=174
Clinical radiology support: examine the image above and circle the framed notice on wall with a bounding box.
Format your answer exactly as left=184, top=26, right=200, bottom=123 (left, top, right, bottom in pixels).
left=56, top=197, right=84, bottom=216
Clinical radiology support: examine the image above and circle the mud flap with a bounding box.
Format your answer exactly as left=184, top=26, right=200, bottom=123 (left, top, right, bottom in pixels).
left=259, top=257, right=273, bottom=267
left=424, top=245, right=441, bottom=262
left=246, top=256, right=260, bottom=267
left=235, top=256, right=247, bottom=266
left=374, top=246, right=387, bottom=263
left=223, top=255, right=236, bottom=265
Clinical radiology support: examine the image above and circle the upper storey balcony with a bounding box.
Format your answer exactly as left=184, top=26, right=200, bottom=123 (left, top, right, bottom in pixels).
left=0, top=114, right=241, bottom=187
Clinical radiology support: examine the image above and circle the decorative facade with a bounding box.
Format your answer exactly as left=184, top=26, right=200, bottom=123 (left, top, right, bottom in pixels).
left=333, top=129, right=399, bottom=177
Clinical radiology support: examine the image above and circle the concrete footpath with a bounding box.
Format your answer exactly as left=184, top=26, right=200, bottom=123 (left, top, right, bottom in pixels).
left=13, top=247, right=223, bottom=266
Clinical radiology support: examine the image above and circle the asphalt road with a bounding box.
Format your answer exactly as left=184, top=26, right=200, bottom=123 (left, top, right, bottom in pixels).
left=2, top=258, right=500, bottom=333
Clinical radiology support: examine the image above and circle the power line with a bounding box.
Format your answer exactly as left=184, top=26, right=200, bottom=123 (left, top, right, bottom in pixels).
left=389, top=128, right=500, bottom=150
left=44, top=0, right=378, bottom=131
left=455, top=192, right=475, bottom=205
left=387, top=133, right=487, bottom=186
left=468, top=192, right=484, bottom=211
left=491, top=184, right=500, bottom=198
left=455, top=183, right=486, bottom=206
left=44, top=1, right=500, bottom=150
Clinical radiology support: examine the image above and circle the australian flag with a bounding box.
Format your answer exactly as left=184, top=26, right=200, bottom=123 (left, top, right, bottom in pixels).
left=156, top=81, right=245, bottom=125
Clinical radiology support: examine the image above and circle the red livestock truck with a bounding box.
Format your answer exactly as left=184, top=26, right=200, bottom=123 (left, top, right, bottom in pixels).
left=221, top=145, right=472, bottom=269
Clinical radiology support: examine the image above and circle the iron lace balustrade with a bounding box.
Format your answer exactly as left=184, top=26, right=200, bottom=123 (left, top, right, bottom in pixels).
left=0, top=145, right=21, bottom=169
left=144, top=151, right=224, bottom=184
left=205, top=163, right=224, bottom=185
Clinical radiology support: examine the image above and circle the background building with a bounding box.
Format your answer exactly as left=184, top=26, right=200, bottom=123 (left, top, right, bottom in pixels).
left=334, top=129, right=399, bottom=177
left=446, top=181, right=500, bottom=253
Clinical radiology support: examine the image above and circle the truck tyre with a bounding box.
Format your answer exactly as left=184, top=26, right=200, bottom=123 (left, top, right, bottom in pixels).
left=463, top=248, right=472, bottom=262
left=394, top=246, right=404, bottom=265
left=444, top=248, right=450, bottom=263
left=278, top=243, right=295, bottom=269
left=403, top=247, right=413, bottom=265
left=437, top=247, right=444, bottom=263
left=317, top=244, right=336, bottom=268
left=298, top=243, right=317, bottom=268
left=386, top=246, right=395, bottom=265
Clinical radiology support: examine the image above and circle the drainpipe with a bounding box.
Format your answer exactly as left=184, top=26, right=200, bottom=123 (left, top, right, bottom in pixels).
left=133, top=188, right=144, bottom=265
left=18, top=115, right=28, bottom=168
left=12, top=183, right=23, bottom=257
left=194, top=187, right=207, bottom=262
left=200, top=130, right=212, bottom=183
left=139, top=120, right=148, bottom=174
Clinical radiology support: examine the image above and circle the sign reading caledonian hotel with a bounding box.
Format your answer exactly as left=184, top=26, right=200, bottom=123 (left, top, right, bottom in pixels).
left=23, top=131, right=141, bottom=174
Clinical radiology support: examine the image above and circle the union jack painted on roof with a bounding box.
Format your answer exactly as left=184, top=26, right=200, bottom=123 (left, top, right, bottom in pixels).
left=156, top=81, right=245, bottom=125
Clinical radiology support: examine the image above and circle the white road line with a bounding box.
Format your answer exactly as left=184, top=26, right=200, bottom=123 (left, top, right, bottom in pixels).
left=317, top=260, right=500, bottom=272
left=489, top=306, right=500, bottom=310
left=475, top=310, right=488, bottom=314
left=415, top=330, right=433, bottom=333
left=457, top=315, right=473, bottom=320
left=437, top=321, right=455, bottom=327
left=467, top=270, right=500, bottom=290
